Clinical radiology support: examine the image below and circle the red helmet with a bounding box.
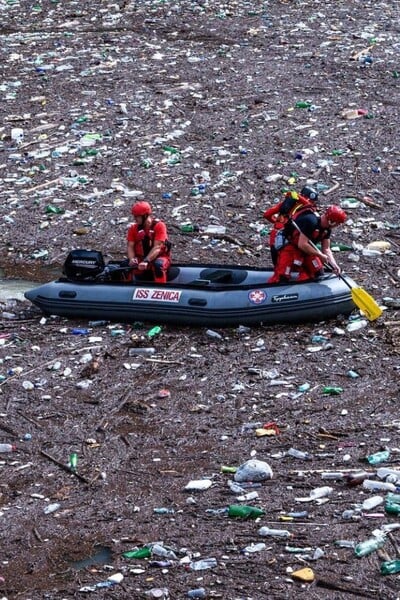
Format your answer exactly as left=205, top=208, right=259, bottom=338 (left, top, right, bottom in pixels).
left=325, top=205, right=347, bottom=225
left=131, top=201, right=152, bottom=217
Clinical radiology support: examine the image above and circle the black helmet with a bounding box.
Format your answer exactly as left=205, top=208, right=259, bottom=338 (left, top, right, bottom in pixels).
left=300, top=185, right=318, bottom=202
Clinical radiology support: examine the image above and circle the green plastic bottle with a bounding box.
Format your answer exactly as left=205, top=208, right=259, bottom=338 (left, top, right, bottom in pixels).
left=147, top=326, right=162, bottom=339
left=354, top=535, right=386, bottom=558
left=366, top=449, right=390, bottom=465
left=227, top=504, right=265, bottom=519
left=322, top=386, right=343, bottom=395
left=380, top=559, right=400, bottom=575
left=295, top=101, right=312, bottom=108
left=384, top=492, right=400, bottom=515
left=122, top=546, right=151, bottom=559
left=180, top=224, right=200, bottom=233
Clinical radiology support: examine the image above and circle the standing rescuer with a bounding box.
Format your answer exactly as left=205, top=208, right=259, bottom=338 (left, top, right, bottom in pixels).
left=127, top=201, right=172, bottom=284
left=268, top=204, right=347, bottom=283
left=264, top=186, right=319, bottom=266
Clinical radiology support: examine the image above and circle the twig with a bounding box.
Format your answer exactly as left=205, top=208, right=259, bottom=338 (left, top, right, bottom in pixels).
left=17, top=410, right=43, bottom=429
left=144, top=358, right=184, bottom=365
left=322, top=182, right=339, bottom=195
left=0, top=358, right=61, bottom=387
left=20, top=178, right=61, bottom=194
left=40, top=449, right=90, bottom=484
left=316, top=577, right=376, bottom=598
left=33, top=527, right=44, bottom=542
left=388, top=532, right=400, bottom=557
left=358, top=195, right=384, bottom=210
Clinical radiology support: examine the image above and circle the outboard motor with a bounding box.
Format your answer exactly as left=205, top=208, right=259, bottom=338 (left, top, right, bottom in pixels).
left=63, top=249, right=105, bottom=281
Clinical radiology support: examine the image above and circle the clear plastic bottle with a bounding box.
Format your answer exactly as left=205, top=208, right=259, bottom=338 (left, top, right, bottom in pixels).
left=0, top=443, right=16, bottom=452
left=189, top=558, right=217, bottom=571
left=258, top=526, right=291, bottom=538
left=128, top=347, right=156, bottom=356
left=287, top=447, right=312, bottom=460
left=187, top=588, right=207, bottom=598
left=377, top=467, right=400, bottom=482
left=362, top=495, right=383, bottom=511
left=362, top=479, right=396, bottom=492
left=354, top=534, right=386, bottom=557
left=151, top=544, right=178, bottom=560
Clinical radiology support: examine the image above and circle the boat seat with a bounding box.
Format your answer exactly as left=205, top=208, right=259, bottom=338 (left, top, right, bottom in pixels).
left=196, top=269, right=234, bottom=284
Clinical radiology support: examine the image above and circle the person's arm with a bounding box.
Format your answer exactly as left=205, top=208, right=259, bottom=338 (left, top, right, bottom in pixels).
left=297, top=232, right=328, bottom=264
left=127, top=241, right=138, bottom=266
left=138, top=221, right=167, bottom=270
left=321, top=238, right=341, bottom=274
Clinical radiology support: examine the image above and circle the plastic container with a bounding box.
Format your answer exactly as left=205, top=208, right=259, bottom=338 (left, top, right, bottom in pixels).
left=380, top=559, right=400, bottom=575
left=287, top=447, right=312, bottom=460
left=384, top=493, right=400, bottom=515
left=189, top=558, right=217, bottom=571
left=227, top=504, right=265, bottom=519
left=377, top=467, right=400, bottom=482
left=187, top=589, right=207, bottom=599
left=362, top=479, right=396, bottom=492
left=122, top=547, right=151, bottom=559
left=362, top=495, right=383, bottom=511
left=354, top=534, right=386, bottom=557
left=0, top=443, right=16, bottom=453
left=128, top=347, right=156, bottom=356
left=258, top=526, right=291, bottom=538
left=366, top=449, right=390, bottom=465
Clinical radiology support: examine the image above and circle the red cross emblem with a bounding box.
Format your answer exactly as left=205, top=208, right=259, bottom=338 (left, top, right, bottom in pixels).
left=248, top=289, right=266, bottom=305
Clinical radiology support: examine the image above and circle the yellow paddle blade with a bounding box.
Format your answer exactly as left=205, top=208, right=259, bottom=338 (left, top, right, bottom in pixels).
left=351, top=286, right=382, bottom=321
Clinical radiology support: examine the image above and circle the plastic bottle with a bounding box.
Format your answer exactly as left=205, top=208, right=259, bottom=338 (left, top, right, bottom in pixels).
left=71, top=328, right=89, bottom=335
left=366, top=449, right=390, bottom=465
left=153, top=508, right=175, bottom=515
left=345, top=471, right=370, bottom=487
left=287, top=447, right=312, bottom=460
left=384, top=493, right=400, bottom=515
left=128, top=347, right=156, bottom=356
left=354, top=534, right=386, bottom=557
left=362, top=495, right=383, bottom=511
left=242, top=542, right=266, bottom=553
left=151, top=544, right=178, bottom=560
left=258, top=526, right=291, bottom=538
left=122, top=547, right=152, bottom=559
left=322, top=386, right=343, bottom=395
left=381, top=559, right=400, bottom=575
left=309, top=486, right=333, bottom=500
left=187, top=589, right=207, bottom=599
left=377, top=467, right=400, bottom=482
left=180, top=224, right=200, bottom=233
left=227, top=504, right=265, bottom=519
left=189, top=558, right=217, bottom=571
left=295, top=101, right=312, bottom=108
left=69, top=452, right=78, bottom=472
left=362, top=479, right=396, bottom=492
left=88, top=320, right=109, bottom=327
left=0, top=444, right=16, bottom=452
left=147, top=326, right=162, bottom=339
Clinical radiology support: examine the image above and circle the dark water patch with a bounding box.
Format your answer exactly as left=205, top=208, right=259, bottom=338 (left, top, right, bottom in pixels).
left=69, top=545, right=113, bottom=571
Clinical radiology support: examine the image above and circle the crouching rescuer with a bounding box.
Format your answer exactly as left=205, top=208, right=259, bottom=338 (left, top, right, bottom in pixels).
left=268, top=204, right=347, bottom=283
left=127, top=201, right=172, bottom=284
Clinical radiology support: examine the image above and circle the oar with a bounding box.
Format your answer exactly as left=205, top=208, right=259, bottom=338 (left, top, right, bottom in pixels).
left=290, top=220, right=382, bottom=321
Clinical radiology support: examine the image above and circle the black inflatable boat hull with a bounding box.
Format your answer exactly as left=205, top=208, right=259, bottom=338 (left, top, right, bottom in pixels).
left=24, top=263, right=356, bottom=327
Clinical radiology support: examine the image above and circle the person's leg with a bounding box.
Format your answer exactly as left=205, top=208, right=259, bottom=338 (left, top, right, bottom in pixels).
left=152, top=257, right=171, bottom=284
left=303, top=255, right=324, bottom=280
